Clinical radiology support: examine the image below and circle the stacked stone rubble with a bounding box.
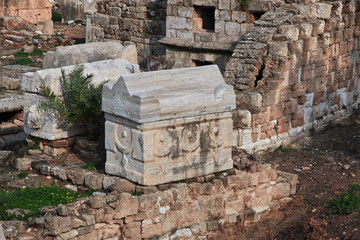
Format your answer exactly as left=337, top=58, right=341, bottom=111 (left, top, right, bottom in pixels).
left=10, top=161, right=297, bottom=239
left=225, top=0, right=360, bottom=153
left=87, top=0, right=167, bottom=67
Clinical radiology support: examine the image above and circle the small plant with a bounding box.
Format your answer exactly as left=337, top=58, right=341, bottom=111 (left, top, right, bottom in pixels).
left=38, top=65, right=105, bottom=136
left=52, top=11, right=62, bottom=22
left=32, top=35, right=40, bottom=39
left=0, top=186, right=85, bottom=220
left=53, top=33, right=66, bottom=38
left=214, top=172, right=220, bottom=179
left=276, top=145, right=292, bottom=153
left=30, top=48, right=46, bottom=56
left=132, top=191, right=143, bottom=196
left=9, top=58, right=33, bottom=66
left=329, top=184, right=360, bottom=214
left=82, top=189, right=96, bottom=197
left=13, top=50, right=29, bottom=58
left=81, top=162, right=96, bottom=171
left=17, top=171, right=29, bottom=179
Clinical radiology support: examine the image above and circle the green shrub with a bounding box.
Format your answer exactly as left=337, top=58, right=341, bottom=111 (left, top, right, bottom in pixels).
left=17, top=171, right=29, bottom=179
left=13, top=50, right=29, bottom=58
left=81, top=162, right=96, bottom=171
left=329, top=184, right=360, bottom=214
left=30, top=48, right=46, bottom=56
left=52, top=11, right=62, bottom=22
left=9, top=58, right=33, bottom=65
left=0, top=186, right=84, bottom=220
left=38, top=65, right=105, bottom=136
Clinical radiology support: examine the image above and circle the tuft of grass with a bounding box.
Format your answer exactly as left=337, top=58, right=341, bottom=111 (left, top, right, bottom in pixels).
left=81, top=162, right=96, bottom=171
left=13, top=50, right=29, bottom=58
left=276, top=145, right=292, bottom=153
left=9, top=58, right=33, bottom=66
left=0, top=186, right=85, bottom=220
left=132, top=191, right=143, bottom=196
left=32, top=35, right=40, bottom=40
left=329, top=184, right=360, bottom=214
left=17, top=171, right=29, bottom=179
left=30, top=48, right=46, bottom=56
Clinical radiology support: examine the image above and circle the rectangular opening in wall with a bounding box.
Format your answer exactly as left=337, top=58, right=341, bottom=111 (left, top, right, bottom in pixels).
left=193, top=6, right=215, bottom=31
left=191, top=59, right=213, bottom=67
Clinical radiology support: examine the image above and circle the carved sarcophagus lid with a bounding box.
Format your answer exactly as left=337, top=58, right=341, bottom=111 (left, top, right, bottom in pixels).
left=102, top=65, right=236, bottom=185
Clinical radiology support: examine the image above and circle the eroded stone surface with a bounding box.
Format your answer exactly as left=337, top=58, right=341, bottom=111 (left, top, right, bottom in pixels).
left=42, top=42, right=139, bottom=69
left=103, top=65, right=235, bottom=185
left=22, top=59, right=140, bottom=140
left=102, top=65, right=235, bottom=123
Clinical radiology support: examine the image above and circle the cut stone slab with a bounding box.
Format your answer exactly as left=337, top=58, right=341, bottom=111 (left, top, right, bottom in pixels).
left=42, top=42, right=139, bottom=69
left=21, top=59, right=140, bottom=96
left=102, top=65, right=236, bottom=123
left=103, top=65, right=236, bottom=185
left=22, top=59, right=140, bottom=140
left=0, top=93, right=27, bottom=112
left=0, top=65, right=40, bottom=90
left=24, top=102, right=84, bottom=140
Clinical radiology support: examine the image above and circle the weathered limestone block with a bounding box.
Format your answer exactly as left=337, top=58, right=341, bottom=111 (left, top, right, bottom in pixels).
left=22, top=59, right=140, bottom=140
left=42, top=42, right=139, bottom=69
left=103, top=65, right=236, bottom=185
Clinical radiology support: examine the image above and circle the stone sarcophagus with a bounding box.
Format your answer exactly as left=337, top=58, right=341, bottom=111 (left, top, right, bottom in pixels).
left=102, top=65, right=236, bottom=185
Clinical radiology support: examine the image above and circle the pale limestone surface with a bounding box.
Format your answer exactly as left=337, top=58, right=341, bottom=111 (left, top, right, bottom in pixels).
left=42, top=42, right=139, bottom=69
left=22, top=59, right=139, bottom=140
left=103, top=65, right=236, bottom=185
left=22, top=59, right=140, bottom=96
left=102, top=65, right=236, bottom=123
left=0, top=93, right=27, bottom=112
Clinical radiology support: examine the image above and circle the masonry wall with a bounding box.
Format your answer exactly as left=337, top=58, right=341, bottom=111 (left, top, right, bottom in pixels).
left=161, top=0, right=276, bottom=73
left=5, top=161, right=297, bottom=239
left=225, top=0, right=360, bottom=153
left=0, top=0, right=52, bottom=24
left=87, top=0, right=167, bottom=68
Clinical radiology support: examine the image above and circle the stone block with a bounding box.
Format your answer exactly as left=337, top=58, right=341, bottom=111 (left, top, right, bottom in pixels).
left=42, top=42, right=139, bottom=69
left=13, top=157, right=34, bottom=171
left=113, top=193, right=139, bottom=219
left=315, top=3, right=332, bottom=20
left=0, top=93, right=27, bottom=113
left=85, top=174, right=105, bottom=190
left=22, top=59, right=139, bottom=141
left=103, top=66, right=235, bottom=185
left=45, top=216, right=71, bottom=235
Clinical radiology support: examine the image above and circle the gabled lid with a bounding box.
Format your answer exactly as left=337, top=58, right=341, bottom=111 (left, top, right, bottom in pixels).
left=102, top=65, right=236, bottom=123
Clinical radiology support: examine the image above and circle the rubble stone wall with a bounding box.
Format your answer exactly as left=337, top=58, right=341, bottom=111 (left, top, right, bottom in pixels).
left=6, top=161, right=297, bottom=239
left=225, top=0, right=360, bottom=153
left=87, top=0, right=167, bottom=68
left=0, top=0, right=52, bottom=24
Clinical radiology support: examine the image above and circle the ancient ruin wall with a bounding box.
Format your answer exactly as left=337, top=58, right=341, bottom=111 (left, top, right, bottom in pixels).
left=0, top=0, right=52, bottom=24
left=225, top=0, right=360, bottom=153
left=5, top=161, right=297, bottom=239
left=87, top=0, right=167, bottom=68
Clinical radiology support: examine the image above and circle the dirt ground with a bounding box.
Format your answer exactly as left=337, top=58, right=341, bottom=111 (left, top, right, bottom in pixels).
left=212, top=111, right=360, bottom=240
